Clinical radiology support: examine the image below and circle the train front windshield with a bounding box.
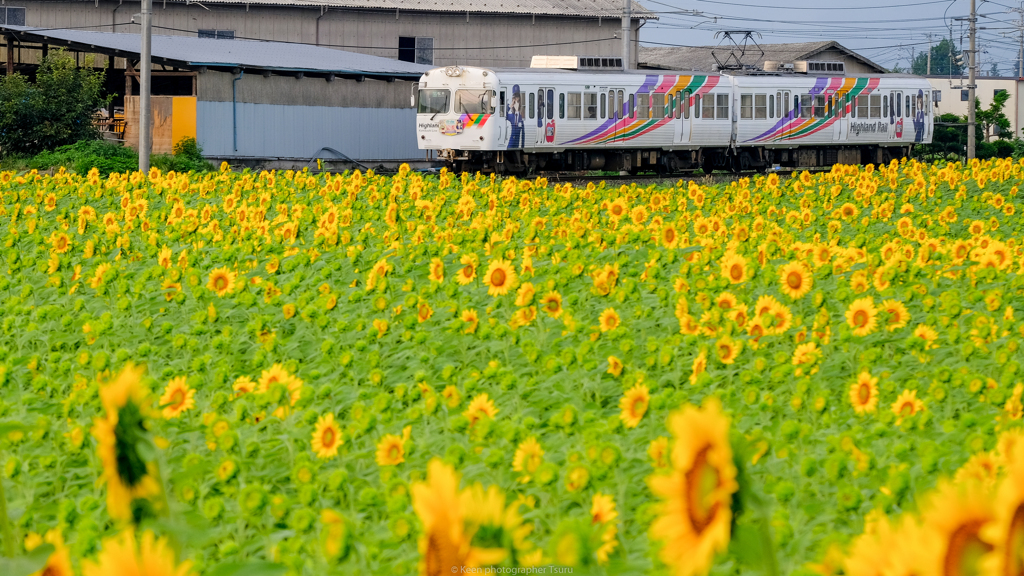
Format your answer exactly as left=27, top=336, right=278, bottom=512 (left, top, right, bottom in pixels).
left=418, top=89, right=450, bottom=114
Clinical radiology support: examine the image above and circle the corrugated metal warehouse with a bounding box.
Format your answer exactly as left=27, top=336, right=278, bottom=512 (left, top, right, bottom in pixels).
left=2, top=0, right=654, bottom=69
left=1, top=25, right=430, bottom=166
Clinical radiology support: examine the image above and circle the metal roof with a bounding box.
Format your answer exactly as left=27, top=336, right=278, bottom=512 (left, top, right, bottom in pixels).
left=639, top=41, right=886, bottom=74
left=0, top=25, right=431, bottom=78
left=45, top=0, right=656, bottom=19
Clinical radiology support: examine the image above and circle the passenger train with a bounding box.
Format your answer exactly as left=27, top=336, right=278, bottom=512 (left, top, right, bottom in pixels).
left=414, top=63, right=934, bottom=174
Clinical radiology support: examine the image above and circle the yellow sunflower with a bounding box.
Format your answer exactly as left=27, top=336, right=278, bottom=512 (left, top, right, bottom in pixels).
left=649, top=398, right=738, bottom=576
left=311, top=413, right=342, bottom=459
left=845, top=297, right=878, bottom=337
left=92, top=364, right=163, bottom=522
left=411, top=460, right=472, bottom=575
left=82, top=529, right=194, bottom=576
left=376, top=433, right=406, bottom=466
left=778, top=261, right=813, bottom=300
left=539, top=291, right=564, bottom=318
left=28, top=530, right=73, bottom=576
left=689, top=350, right=707, bottom=386
left=891, top=389, right=925, bottom=425
left=483, top=259, right=517, bottom=297
left=463, top=393, right=499, bottom=426
left=460, top=309, right=479, bottom=334
left=714, top=335, right=742, bottom=365
left=512, top=437, right=544, bottom=481
left=456, top=254, right=478, bottom=285
left=591, top=493, right=619, bottom=564
left=158, top=376, right=195, bottom=419
left=848, top=371, right=879, bottom=415
left=428, top=257, right=445, bottom=283
left=599, top=308, right=621, bottom=332
left=982, top=442, right=1024, bottom=576
left=515, top=282, right=536, bottom=307
left=619, top=384, right=650, bottom=429
left=206, top=267, right=236, bottom=297
left=720, top=253, right=749, bottom=284
left=880, top=299, right=911, bottom=331
left=607, top=356, right=624, bottom=377
left=920, top=480, right=997, bottom=576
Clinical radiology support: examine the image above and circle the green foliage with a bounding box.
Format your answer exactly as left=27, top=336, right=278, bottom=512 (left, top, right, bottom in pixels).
left=28, top=140, right=137, bottom=177
left=153, top=137, right=212, bottom=173
left=911, top=38, right=964, bottom=76
left=0, top=49, right=109, bottom=157
left=975, top=89, right=1012, bottom=140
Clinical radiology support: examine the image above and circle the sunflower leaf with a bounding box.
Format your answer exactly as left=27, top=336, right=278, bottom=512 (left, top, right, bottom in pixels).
left=0, top=544, right=55, bottom=576
left=206, top=561, right=287, bottom=576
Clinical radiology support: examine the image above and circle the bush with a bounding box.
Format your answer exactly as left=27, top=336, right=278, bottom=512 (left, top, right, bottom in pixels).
left=0, top=49, right=108, bottom=157
left=29, top=140, right=137, bottom=176
left=153, top=137, right=211, bottom=173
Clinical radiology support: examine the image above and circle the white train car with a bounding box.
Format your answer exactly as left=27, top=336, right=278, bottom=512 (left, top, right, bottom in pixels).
left=414, top=65, right=932, bottom=174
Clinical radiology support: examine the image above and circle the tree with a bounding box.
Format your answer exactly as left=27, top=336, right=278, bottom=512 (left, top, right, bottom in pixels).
left=975, top=89, right=1012, bottom=141
left=0, top=49, right=108, bottom=157
left=911, top=38, right=964, bottom=76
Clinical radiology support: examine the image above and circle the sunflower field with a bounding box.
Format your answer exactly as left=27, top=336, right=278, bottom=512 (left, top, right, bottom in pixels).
left=0, top=159, right=1022, bottom=576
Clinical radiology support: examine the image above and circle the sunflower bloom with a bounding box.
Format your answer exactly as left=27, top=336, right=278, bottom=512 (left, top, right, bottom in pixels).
left=880, top=299, right=911, bottom=331
left=206, top=267, right=236, bottom=297
left=483, top=259, right=517, bottom=296
left=464, top=393, right=499, bottom=426
left=848, top=371, right=879, bottom=415
left=539, top=291, right=563, bottom=318
left=778, top=261, right=813, bottom=299
left=82, top=530, right=194, bottom=576
left=649, top=398, right=738, bottom=576
left=845, top=297, right=878, bottom=337
left=619, top=384, right=650, bottom=429
left=512, top=437, right=544, bottom=481
left=311, top=413, right=342, bottom=459
left=920, top=480, right=996, bottom=576
left=158, top=376, right=195, bottom=419
left=411, top=460, right=472, bottom=575
left=376, top=433, right=406, bottom=466
left=892, top=389, right=925, bottom=425
left=428, top=257, right=445, bottom=283
left=599, top=308, right=621, bottom=332
left=720, top=252, right=749, bottom=284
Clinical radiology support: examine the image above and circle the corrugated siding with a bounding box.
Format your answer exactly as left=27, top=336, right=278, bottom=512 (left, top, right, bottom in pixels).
left=197, top=102, right=419, bottom=160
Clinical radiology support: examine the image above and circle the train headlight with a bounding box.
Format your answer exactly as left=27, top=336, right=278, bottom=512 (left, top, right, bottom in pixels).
left=444, top=66, right=464, bottom=77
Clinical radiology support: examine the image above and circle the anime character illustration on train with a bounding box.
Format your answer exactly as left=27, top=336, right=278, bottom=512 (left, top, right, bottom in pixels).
left=507, top=85, right=524, bottom=149
left=914, top=89, right=926, bottom=143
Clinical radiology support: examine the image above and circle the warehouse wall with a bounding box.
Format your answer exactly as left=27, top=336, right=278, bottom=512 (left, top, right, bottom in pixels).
left=197, top=70, right=414, bottom=108
left=196, top=101, right=418, bottom=160
left=9, top=0, right=641, bottom=68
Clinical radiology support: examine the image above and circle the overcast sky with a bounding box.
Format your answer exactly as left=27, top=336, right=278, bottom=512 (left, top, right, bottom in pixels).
left=636, top=0, right=1024, bottom=74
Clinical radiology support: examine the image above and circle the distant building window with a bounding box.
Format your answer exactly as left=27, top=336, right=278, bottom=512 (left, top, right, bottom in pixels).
left=995, top=88, right=1007, bottom=97
left=198, top=29, right=234, bottom=39
left=0, top=7, right=27, bottom=26
left=961, top=90, right=970, bottom=101
left=398, top=36, right=433, bottom=66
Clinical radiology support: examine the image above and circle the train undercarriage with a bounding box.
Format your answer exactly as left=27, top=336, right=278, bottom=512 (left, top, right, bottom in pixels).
left=444, top=145, right=913, bottom=175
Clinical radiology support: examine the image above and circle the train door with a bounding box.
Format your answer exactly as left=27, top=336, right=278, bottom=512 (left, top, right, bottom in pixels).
left=889, top=91, right=903, bottom=141
left=832, top=93, right=848, bottom=142
left=611, top=88, right=626, bottom=143
left=675, top=89, right=691, bottom=143
left=499, top=89, right=509, bottom=147
left=779, top=90, right=792, bottom=142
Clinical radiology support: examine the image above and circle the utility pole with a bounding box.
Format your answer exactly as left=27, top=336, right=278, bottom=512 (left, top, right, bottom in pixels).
left=139, top=0, right=153, bottom=173
left=968, top=0, right=977, bottom=159
left=621, top=0, right=630, bottom=70
left=927, top=33, right=932, bottom=75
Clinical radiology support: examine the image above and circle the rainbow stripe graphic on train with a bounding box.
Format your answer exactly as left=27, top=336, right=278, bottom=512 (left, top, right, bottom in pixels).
left=744, top=77, right=881, bottom=143
left=459, top=114, right=490, bottom=128
left=563, top=75, right=719, bottom=145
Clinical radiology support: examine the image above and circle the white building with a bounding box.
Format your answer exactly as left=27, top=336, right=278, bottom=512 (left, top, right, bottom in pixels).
left=927, top=76, right=1024, bottom=140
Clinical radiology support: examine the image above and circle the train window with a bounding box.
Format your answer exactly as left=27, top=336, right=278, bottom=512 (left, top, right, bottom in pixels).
left=628, top=94, right=635, bottom=118
left=417, top=89, right=450, bottom=114
left=755, top=94, right=767, bottom=119
left=895, top=93, right=902, bottom=117
left=883, top=95, right=889, bottom=119
left=617, top=90, right=624, bottom=119
left=911, top=94, right=917, bottom=118
left=869, top=94, right=882, bottom=118
left=694, top=94, right=701, bottom=118
left=682, top=90, right=690, bottom=119
left=906, top=95, right=911, bottom=117
left=703, top=95, right=715, bottom=119
left=601, top=93, right=607, bottom=119
left=454, top=89, right=495, bottom=114
left=794, top=95, right=800, bottom=117
left=776, top=92, right=782, bottom=117
left=638, top=93, right=650, bottom=118
left=528, top=93, right=535, bottom=119
left=856, top=95, right=867, bottom=118
left=547, top=90, right=554, bottom=120
left=584, top=93, right=598, bottom=119
left=783, top=91, right=791, bottom=117
left=740, top=94, right=753, bottom=119
left=716, top=93, right=729, bottom=119
left=814, top=95, right=825, bottom=119
left=667, top=93, right=674, bottom=119
left=559, top=93, right=565, bottom=119
left=537, top=89, right=544, bottom=120
left=800, top=95, right=812, bottom=119
left=652, top=93, right=666, bottom=119
left=568, top=93, right=581, bottom=119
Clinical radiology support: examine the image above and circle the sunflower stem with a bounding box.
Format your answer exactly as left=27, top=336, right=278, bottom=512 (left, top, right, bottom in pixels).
left=757, top=513, right=779, bottom=576
left=0, top=474, right=14, bottom=557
